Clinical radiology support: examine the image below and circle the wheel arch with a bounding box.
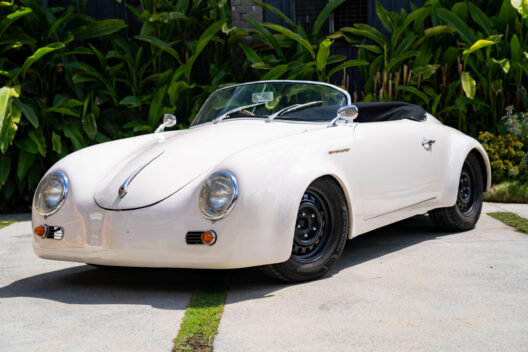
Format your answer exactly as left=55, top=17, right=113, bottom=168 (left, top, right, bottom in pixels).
left=310, top=174, right=353, bottom=239
left=469, top=148, right=491, bottom=192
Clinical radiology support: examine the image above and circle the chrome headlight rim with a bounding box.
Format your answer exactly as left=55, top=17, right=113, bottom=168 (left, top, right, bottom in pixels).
left=34, top=171, right=69, bottom=216
left=199, top=171, right=238, bottom=221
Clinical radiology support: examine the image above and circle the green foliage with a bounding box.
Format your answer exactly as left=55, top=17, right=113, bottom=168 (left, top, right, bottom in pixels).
left=0, top=218, right=16, bottom=229
left=0, top=0, right=243, bottom=209
left=2, top=0, right=528, bottom=209
left=478, top=131, right=525, bottom=183
left=329, top=0, right=528, bottom=134
left=485, top=181, right=528, bottom=203
left=240, top=0, right=369, bottom=83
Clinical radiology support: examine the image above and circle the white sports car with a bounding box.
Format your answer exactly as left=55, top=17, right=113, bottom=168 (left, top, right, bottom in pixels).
left=32, top=80, right=491, bottom=282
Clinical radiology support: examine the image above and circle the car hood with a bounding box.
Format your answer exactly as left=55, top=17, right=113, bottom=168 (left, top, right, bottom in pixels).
left=94, top=120, right=320, bottom=210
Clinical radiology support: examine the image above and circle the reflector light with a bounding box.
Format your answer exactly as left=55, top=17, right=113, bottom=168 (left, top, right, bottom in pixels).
left=34, top=225, right=48, bottom=237
left=201, top=231, right=217, bottom=245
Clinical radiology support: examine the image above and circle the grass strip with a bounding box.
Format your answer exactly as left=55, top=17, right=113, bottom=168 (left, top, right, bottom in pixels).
left=173, top=275, right=228, bottom=352
left=0, top=219, right=17, bottom=229
left=488, top=212, right=528, bottom=234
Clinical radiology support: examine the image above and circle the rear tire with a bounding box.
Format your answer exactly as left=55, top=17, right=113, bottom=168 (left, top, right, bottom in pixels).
left=429, top=152, right=483, bottom=231
left=260, top=177, right=349, bottom=282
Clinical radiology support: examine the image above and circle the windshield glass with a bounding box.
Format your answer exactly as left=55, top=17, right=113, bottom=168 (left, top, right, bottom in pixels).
left=191, top=82, right=348, bottom=126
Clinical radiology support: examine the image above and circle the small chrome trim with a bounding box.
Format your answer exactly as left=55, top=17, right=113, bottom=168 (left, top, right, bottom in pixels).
left=199, top=171, right=239, bottom=221
left=364, top=197, right=437, bottom=220
left=34, top=171, right=69, bottom=217
left=118, top=151, right=165, bottom=198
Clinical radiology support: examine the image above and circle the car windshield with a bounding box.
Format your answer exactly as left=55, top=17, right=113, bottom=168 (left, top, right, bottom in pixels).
left=191, top=81, right=349, bottom=126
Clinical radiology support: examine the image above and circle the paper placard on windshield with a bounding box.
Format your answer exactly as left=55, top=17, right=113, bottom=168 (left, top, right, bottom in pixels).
left=252, top=92, right=274, bottom=103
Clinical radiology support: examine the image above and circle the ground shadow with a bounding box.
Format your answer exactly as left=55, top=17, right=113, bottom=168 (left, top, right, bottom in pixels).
left=0, top=215, right=455, bottom=309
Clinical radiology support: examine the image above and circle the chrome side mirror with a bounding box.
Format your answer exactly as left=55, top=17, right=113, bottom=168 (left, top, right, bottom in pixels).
left=328, top=104, right=358, bottom=127
left=155, top=114, right=177, bottom=133
left=337, top=105, right=358, bottom=121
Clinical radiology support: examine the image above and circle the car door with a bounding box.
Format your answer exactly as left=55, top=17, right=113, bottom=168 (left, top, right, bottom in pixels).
left=349, top=119, right=443, bottom=220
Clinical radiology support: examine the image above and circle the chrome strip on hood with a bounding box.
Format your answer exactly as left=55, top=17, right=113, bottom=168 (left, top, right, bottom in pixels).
left=118, top=151, right=165, bottom=198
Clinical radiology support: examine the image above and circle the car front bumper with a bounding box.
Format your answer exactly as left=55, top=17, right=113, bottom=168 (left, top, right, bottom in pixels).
left=32, top=174, right=296, bottom=269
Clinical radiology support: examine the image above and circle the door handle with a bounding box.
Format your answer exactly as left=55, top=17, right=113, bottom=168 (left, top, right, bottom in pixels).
left=422, top=138, right=435, bottom=147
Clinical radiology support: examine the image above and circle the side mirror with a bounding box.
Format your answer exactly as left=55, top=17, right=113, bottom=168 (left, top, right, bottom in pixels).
left=337, top=105, right=358, bottom=121
left=329, top=105, right=358, bottom=127
left=155, top=114, right=177, bottom=133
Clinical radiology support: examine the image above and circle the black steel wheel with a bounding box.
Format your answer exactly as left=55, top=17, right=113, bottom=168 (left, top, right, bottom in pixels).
left=260, top=177, right=349, bottom=282
left=292, top=190, right=331, bottom=260
left=429, top=152, right=484, bottom=231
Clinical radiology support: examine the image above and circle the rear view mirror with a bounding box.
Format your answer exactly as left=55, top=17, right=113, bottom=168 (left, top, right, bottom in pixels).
left=337, top=105, right=358, bottom=121
left=155, top=113, right=177, bottom=133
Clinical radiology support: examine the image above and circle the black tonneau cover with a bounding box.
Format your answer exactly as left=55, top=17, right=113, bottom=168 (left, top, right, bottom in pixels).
left=277, top=102, right=426, bottom=123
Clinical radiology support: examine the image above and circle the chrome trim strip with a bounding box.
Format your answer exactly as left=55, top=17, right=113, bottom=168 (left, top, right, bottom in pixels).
left=364, top=197, right=437, bottom=221
left=118, top=151, right=165, bottom=198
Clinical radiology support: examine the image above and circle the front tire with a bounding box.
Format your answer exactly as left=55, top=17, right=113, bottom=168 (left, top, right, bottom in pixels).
left=260, top=177, right=349, bottom=282
left=429, top=152, right=483, bottom=231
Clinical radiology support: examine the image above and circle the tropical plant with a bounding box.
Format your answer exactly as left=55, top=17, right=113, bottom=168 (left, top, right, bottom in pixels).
left=0, top=0, right=243, bottom=209
left=239, top=0, right=369, bottom=83
left=0, top=0, right=128, bottom=207
left=478, top=131, right=525, bottom=183
left=338, top=1, right=454, bottom=113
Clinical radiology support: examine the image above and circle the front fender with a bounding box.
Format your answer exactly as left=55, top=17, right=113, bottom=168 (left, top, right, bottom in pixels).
left=213, top=126, right=357, bottom=260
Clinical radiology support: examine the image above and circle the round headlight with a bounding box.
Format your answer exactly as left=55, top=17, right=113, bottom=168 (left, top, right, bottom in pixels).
left=199, top=171, right=238, bottom=220
left=34, top=172, right=68, bottom=216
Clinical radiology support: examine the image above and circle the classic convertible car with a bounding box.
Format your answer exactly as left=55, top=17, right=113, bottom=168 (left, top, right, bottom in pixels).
left=32, top=80, right=491, bottom=282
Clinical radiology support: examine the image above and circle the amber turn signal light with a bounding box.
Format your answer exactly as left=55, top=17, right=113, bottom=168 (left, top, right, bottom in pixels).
left=201, top=231, right=217, bottom=245
left=34, top=225, right=48, bottom=237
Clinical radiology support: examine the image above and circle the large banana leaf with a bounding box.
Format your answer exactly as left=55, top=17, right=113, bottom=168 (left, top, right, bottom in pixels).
left=253, top=1, right=296, bottom=29
left=436, top=8, right=477, bottom=44
left=264, top=23, right=316, bottom=59
left=20, top=42, right=65, bottom=77
left=0, top=6, right=32, bottom=38
left=134, top=35, right=182, bottom=64
left=185, top=19, right=227, bottom=81
left=312, top=0, right=345, bottom=36
left=0, top=86, right=20, bottom=153
left=461, top=71, right=476, bottom=99
left=73, top=19, right=127, bottom=41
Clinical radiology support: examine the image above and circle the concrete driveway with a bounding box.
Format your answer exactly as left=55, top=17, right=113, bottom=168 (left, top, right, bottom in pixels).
left=1, top=203, right=527, bottom=351
left=215, top=203, right=528, bottom=352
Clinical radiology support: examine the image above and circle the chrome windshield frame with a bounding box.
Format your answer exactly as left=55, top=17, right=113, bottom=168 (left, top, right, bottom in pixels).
left=191, top=80, right=352, bottom=127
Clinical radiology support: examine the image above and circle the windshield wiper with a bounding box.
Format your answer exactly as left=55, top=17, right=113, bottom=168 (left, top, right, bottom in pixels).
left=266, top=101, right=323, bottom=122
left=213, top=102, right=265, bottom=124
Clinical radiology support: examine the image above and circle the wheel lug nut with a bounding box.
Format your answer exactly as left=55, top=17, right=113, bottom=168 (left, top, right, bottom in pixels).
left=311, top=214, right=315, bottom=218
left=301, top=212, right=306, bottom=217
left=297, top=225, right=301, bottom=229
left=312, top=227, right=316, bottom=231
